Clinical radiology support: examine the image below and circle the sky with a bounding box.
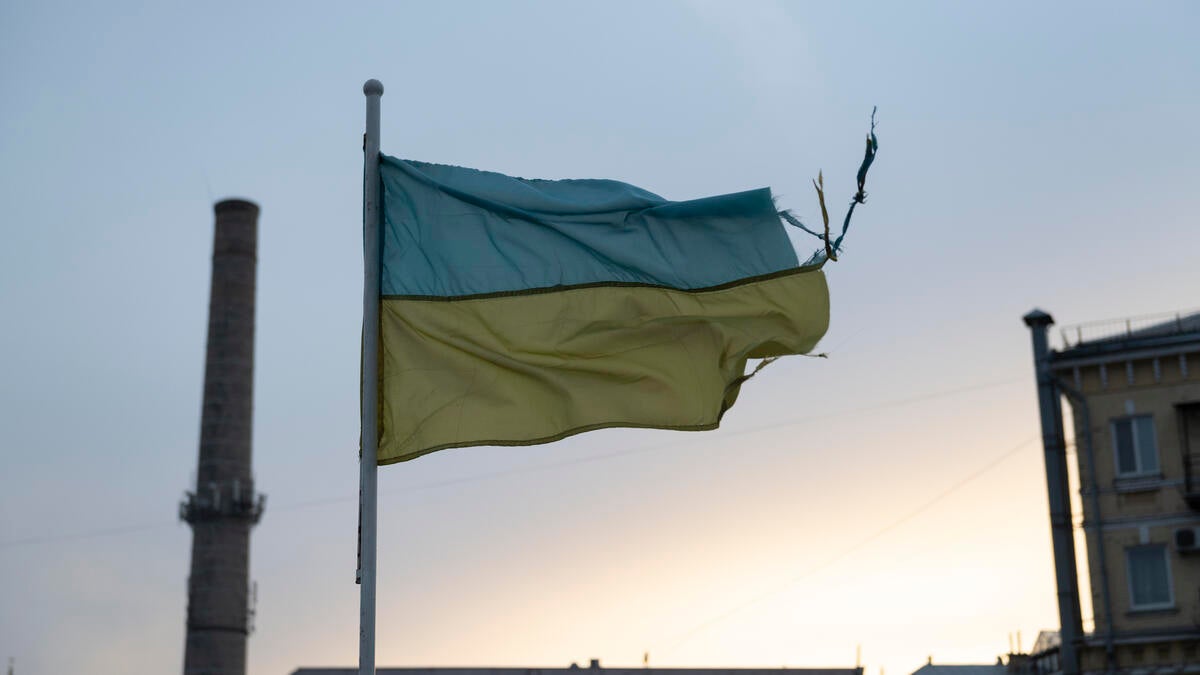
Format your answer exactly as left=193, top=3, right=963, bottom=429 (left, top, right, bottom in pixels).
left=1, top=2, right=1198, bottom=675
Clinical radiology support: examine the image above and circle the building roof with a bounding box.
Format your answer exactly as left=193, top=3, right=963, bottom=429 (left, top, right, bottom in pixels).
left=1052, top=308, right=1200, bottom=362
left=907, top=664, right=1004, bottom=675
left=293, top=667, right=862, bottom=675
left=1029, top=630, right=1059, bottom=655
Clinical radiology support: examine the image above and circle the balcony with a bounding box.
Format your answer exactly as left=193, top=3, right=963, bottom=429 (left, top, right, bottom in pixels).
left=179, top=478, right=266, bottom=524
left=1182, top=403, right=1200, bottom=511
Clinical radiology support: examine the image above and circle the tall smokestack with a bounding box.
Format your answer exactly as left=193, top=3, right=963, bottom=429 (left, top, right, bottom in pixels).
left=180, top=198, right=265, bottom=675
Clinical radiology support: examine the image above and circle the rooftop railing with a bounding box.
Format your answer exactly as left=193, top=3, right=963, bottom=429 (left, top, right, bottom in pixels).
left=1059, top=308, right=1200, bottom=350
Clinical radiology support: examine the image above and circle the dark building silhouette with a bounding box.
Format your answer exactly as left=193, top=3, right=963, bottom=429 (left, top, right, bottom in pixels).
left=180, top=199, right=265, bottom=675
left=293, top=663, right=863, bottom=675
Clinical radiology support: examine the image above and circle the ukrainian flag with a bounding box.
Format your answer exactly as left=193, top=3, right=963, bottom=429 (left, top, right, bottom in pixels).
left=374, top=157, right=833, bottom=464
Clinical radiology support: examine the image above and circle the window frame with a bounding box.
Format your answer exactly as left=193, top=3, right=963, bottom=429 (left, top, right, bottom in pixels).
left=1124, top=543, right=1174, bottom=612
left=1111, top=414, right=1160, bottom=478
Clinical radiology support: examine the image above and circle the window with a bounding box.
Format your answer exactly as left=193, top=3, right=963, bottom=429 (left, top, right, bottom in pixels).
left=1112, top=415, right=1159, bottom=476
left=1126, top=544, right=1173, bottom=610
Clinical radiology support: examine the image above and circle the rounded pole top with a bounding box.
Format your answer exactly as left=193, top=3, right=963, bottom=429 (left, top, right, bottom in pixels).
left=363, top=79, right=384, bottom=96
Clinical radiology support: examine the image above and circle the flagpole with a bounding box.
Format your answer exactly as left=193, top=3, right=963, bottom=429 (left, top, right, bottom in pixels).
left=359, top=78, right=384, bottom=675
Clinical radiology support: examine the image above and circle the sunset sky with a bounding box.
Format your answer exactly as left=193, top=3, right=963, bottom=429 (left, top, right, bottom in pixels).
left=2, top=2, right=1198, bottom=675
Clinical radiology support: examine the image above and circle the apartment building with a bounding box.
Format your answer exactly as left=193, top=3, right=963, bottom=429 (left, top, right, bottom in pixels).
left=1024, top=308, right=1200, bottom=674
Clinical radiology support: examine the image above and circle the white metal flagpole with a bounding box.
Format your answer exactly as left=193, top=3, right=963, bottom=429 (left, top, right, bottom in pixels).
left=358, top=78, right=384, bottom=675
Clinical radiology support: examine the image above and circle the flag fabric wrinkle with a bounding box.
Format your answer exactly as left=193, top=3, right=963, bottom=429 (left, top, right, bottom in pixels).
left=380, top=157, right=800, bottom=298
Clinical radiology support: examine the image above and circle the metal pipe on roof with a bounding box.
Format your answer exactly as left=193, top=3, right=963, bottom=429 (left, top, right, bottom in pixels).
left=1054, top=378, right=1117, bottom=671
left=1023, top=309, right=1082, bottom=675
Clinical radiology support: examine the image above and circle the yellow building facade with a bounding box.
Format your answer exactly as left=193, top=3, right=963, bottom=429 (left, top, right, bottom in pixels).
left=1025, top=309, right=1200, bottom=674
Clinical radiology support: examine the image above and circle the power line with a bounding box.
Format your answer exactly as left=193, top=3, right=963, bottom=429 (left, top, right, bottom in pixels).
left=0, top=377, right=1025, bottom=551
left=0, top=521, right=181, bottom=548
left=653, top=434, right=1041, bottom=654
